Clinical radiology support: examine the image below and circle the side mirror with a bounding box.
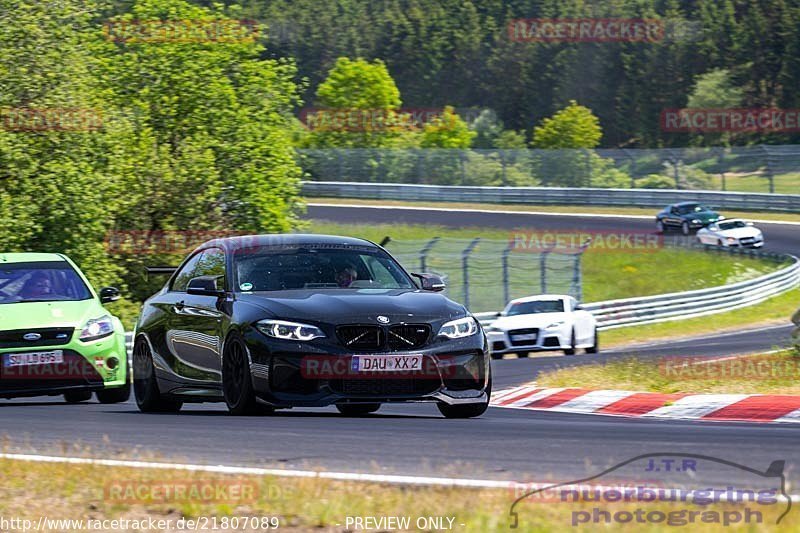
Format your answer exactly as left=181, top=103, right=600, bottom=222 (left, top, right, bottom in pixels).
left=99, top=287, right=120, bottom=304
left=708, top=225, right=718, bottom=231
left=187, top=276, right=225, bottom=297
left=411, top=273, right=446, bottom=292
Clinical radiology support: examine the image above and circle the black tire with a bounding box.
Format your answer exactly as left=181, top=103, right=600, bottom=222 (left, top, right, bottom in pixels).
left=133, top=338, right=182, bottom=413
left=681, top=221, right=690, bottom=236
left=222, top=333, right=272, bottom=416
left=490, top=352, right=504, bottom=360
left=336, top=403, right=381, bottom=416
left=437, top=375, right=491, bottom=419
left=586, top=328, right=599, bottom=354
left=563, top=329, right=576, bottom=356
left=64, top=390, right=92, bottom=403
left=516, top=351, right=530, bottom=358
left=96, top=382, right=131, bottom=404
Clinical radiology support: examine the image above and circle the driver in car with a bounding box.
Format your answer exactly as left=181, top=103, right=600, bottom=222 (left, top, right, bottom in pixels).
left=335, top=266, right=358, bottom=288
left=19, top=272, right=54, bottom=299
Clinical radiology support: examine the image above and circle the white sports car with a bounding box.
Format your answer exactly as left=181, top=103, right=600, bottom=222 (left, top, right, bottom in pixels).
left=484, top=294, right=598, bottom=359
left=696, top=219, right=764, bottom=248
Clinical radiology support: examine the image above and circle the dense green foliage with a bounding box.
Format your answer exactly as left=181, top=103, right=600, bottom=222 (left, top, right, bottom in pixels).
left=0, top=0, right=304, bottom=314
left=226, top=0, right=800, bottom=148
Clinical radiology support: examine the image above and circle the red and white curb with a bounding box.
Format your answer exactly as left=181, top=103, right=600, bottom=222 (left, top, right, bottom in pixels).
left=492, top=385, right=800, bottom=423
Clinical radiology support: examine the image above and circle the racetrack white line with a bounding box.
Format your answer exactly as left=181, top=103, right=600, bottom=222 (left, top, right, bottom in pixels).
left=307, top=202, right=800, bottom=226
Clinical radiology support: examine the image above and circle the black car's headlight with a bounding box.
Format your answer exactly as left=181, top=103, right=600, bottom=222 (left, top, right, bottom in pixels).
left=256, top=319, right=325, bottom=341
left=438, top=317, right=479, bottom=339
left=79, top=315, right=115, bottom=342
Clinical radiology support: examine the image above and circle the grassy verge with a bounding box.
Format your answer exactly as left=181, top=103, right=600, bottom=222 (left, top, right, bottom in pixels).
left=0, top=458, right=791, bottom=532
left=305, top=197, right=800, bottom=224
left=305, top=221, right=785, bottom=306
left=537, top=349, right=800, bottom=395
left=599, top=287, right=800, bottom=349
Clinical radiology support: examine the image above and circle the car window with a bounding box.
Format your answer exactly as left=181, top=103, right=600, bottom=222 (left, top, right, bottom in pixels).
left=194, top=248, right=226, bottom=288
left=170, top=252, right=204, bottom=292
left=506, top=300, right=565, bottom=315
left=718, top=221, right=746, bottom=230
left=0, top=261, right=92, bottom=304
left=234, top=246, right=415, bottom=291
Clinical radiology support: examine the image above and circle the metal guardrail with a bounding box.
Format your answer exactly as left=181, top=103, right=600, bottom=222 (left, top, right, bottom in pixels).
left=303, top=181, right=800, bottom=213
left=475, top=255, right=800, bottom=330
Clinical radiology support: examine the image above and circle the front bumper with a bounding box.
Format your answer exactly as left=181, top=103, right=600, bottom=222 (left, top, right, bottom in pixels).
left=242, top=328, right=490, bottom=407
left=486, top=327, right=570, bottom=355
left=0, top=331, right=128, bottom=398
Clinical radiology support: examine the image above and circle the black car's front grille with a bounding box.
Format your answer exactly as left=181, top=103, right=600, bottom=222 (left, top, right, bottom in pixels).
left=508, top=328, right=539, bottom=347
left=387, top=324, right=431, bottom=351
left=336, top=325, right=384, bottom=351
left=330, top=378, right=440, bottom=396
left=0, top=328, right=74, bottom=349
left=336, top=324, right=432, bottom=352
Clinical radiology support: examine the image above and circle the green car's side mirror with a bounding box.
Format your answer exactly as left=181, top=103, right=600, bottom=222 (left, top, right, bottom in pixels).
left=99, top=286, right=120, bottom=304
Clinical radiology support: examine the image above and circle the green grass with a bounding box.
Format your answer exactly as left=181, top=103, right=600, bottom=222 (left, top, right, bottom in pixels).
left=305, top=197, right=800, bottom=223
left=304, top=221, right=786, bottom=311
left=0, top=457, right=793, bottom=532
left=537, top=349, right=800, bottom=395
left=707, top=172, right=800, bottom=194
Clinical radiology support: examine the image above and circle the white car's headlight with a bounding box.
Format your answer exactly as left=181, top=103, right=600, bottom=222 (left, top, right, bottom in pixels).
left=79, top=315, right=115, bottom=342
left=438, top=317, right=478, bottom=339
left=726, top=237, right=737, bottom=244
left=256, top=319, right=325, bottom=341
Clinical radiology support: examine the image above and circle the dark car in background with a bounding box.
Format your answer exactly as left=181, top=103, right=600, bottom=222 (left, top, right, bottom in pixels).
left=655, top=202, right=725, bottom=235
left=132, top=234, right=491, bottom=418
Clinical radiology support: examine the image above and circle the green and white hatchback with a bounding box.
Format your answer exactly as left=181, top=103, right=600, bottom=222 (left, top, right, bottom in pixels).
left=0, top=253, right=129, bottom=403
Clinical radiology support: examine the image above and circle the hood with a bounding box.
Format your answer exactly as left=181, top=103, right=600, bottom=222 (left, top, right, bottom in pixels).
left=717, top=227, right=762, bottom=239
left=693, top=211, right=721, bottom=222
left=236, top=289, right=467, bottom=325
left=0, top=300, right=102, bottom=331
left=492, top=312, right=567, bottom=330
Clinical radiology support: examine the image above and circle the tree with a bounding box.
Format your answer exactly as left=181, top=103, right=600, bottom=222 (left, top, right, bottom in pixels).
left=687, top=69, right=745, bottom=108
left=531, top=101, right=602, bottom=149
left=420, top=106, right=475, bottom=148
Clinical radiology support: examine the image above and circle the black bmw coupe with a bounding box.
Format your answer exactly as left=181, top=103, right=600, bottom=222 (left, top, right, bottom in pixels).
left=132, top=234, right=491, bottom=418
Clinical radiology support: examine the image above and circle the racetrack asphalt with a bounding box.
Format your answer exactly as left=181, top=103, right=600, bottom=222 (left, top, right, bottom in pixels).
left=0, top=203, right=797, bottom=491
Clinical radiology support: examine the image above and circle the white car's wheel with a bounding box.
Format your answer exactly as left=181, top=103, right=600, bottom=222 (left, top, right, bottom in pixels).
left=586, top=327, right=599, bottom=354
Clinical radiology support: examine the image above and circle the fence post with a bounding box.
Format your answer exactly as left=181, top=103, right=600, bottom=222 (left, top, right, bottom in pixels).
left=419, top=237, right=440, bottom=272
left=502, top=243, right=512, bottom=304
left=462, top=238, right=481, bottom=309
left=540, top=249, right=551, bottom=294
left=762, top=145, right=775, bottom=193
left=574, top=239, right=592, bottom=301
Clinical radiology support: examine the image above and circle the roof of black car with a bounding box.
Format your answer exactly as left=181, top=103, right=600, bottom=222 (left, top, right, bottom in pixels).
left=203, top=234, right=377, bottom=251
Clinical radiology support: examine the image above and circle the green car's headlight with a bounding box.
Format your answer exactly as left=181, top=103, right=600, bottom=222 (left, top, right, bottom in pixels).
left=79, top=315, right=115, bottom=342
left=256, top=319, right=325, bottom=341
left=438, top=317, right=479, bottom=339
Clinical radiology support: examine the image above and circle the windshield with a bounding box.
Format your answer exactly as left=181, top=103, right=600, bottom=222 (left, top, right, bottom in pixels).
left=0, top=261, right=92, bottom=304
left=718, top=221, right=748, bottom=230
left=676, top=204, right=710, bottom=215
left=506, top=300, right=565, bottom=316
left=234, top=246, right=416, bottom=291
